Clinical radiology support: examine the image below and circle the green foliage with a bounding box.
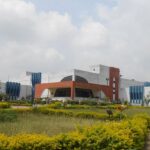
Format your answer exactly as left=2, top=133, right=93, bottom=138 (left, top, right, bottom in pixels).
left=35, top=107, right=119, bottom=120
left=65, top=104, right=90, bottom=109
left=9, top=100, right=32, bottom=106
left=123, top=100, right=128, bottom=105
left=75, top=112, right=107, bottom=119
left=113, top=112, right=127, bottom=120
left=48, top=101, right=63, bottom=109
left=0, top=110, right=17, bottom=122
left=65, top=100, right=79, bottom=105
left=0, top=115, right=148, bottom=149
left=80, top=100, right=98, bottom=106
left=0, top=94, right=8, bottom=101
left=99, top=102, right=111, bottom=106
left=13, top=108, right=32, bottom=113
left=0, top=102, right=10, bottom=109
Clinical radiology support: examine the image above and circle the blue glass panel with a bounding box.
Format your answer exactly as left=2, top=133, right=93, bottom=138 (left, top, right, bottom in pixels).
left=134, top=86, right=136, bottom=100
left=144, top=82, right=150, bottom=87
left=6, top=82, right=21, bottom=100
left=31, top=73, right=42, bottom=98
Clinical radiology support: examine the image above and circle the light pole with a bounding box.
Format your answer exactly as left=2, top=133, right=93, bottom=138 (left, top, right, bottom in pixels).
left=106, top=78, right=109, bottom=86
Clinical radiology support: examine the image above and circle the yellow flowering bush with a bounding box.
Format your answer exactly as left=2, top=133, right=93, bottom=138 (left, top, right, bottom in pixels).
left=0, top=115, right=149, bottom=149
left=13, top=108, right=32, bottom=113
left=34, top=107, right=108, bottom=120
left=0, top=102, right=10, bottom=108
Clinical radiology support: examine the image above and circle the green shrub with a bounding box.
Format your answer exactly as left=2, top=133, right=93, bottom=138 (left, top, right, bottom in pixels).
left=65, top=100, right=79, bottom=105
left=48, top=102, right=63, bottom=109
left=0, top=115, right=148, bottom=149
left=75, top=112, right=107, bottom=119
left=0, top=110, right=17, bottom=122
left=65, top=104, right=90, bottom=109
left=80, top=100, right=98, bottom=106
left=113, top=112, right=127, bottom=120
left=0, top=102, right=10, bottom=109
left=9, top=100, right=32, bottom=106
left=35, top=107, right=74, bottom=117
left=35, top=107, right=108, bottom=120
left=99, top=102, right=111, bottom=106
left=13, top=108, right=32, bottom=113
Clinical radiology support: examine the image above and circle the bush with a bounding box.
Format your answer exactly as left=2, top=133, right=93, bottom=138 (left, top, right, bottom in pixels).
left=48, top=102, right=63, bottom=109
left=13, top=108, right=32, bottom=113
left=0, top=110, right=17, bottom=122
left=65, top=104, right=90, bottom=109
left=99, top=102, right=111, bottom=106
left=0, top=102, right=10, bottom=109
left=0, top=115, right=148, bottom=149
left=9, top=100, right=32, bottom=106
left=65, top=100, right=79, bottom=105
left=35, top=107, right=109, bottom=120
left=80, top=100, right=98, bottom=106
left=113, top=112, right=127, bottom=120
left=75, top=112, right=107, bottom=119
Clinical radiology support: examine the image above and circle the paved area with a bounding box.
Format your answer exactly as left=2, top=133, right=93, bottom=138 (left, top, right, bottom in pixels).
left=11, top=106, right=31, bottom=109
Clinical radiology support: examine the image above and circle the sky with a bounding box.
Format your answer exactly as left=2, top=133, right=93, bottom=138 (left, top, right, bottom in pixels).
left=0, top=0, right=150, bottom=84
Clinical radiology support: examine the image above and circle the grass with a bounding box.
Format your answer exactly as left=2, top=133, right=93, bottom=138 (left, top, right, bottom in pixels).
left=1, top=106, right=150, bottom=136
left=65, top=107, right=150, bottom=116
left=0, top=113, right=100, bottom=136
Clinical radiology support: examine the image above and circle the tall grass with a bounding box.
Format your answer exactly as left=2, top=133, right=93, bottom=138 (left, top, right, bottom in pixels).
left=0, top=113, right=100, bottom=136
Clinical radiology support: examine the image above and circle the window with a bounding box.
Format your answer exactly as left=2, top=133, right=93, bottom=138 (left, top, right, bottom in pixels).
left=113, top=94, right=115, bottom=100
left=113, top=77, right=116, bottom=82
left=113, top=83, right=116, bottom=88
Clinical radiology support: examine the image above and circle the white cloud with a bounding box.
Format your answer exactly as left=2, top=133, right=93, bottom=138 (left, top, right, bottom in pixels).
left=73, top=19, right=108, bottom=49
left=0, top=0, right=76, bottom=82
left=0, top=0, right=150, bottom=83
left=93, top=0, right=150, bottom=81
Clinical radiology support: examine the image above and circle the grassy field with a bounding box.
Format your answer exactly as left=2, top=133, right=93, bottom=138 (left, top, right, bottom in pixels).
left=66, top=107, right=150, bottom=116
left=0, top=112, right=100, bottom=136
left=1, top=105, right=150, bottom=136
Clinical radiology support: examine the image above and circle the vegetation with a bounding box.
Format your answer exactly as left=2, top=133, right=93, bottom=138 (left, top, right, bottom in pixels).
left=0, top=113, right=100, bottom=136
left=0, top=109, right=17, bottom=122
left=144, top=92, right=150, bottom=106
left=0, top=100, right=149, bottom=149
left=0, top=93, right=8, bottom=101
left=0, top=115, right=148, bottom=149
left=8, top=100, right=32, bottom=106
left=0, top=102, right=10, bottom=109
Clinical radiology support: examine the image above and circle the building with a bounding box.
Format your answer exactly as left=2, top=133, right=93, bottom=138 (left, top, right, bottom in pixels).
left=35, top=65, right=119, bottom=101
left=0, top=81, right=32, bottom=100
left=0, top=72, right=41, bottom=100
left=1, top=64, right=148, bottom=104
left=120, top=81, right=150, bottom=105
left=35, top=64, right=150, bottom=105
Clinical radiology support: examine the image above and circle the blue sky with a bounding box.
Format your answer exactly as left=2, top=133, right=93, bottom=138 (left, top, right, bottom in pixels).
left=26, top=0, right=117, bottom=25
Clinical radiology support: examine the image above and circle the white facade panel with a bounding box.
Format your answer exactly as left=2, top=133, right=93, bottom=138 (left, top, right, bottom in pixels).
left=19, top=85, right=32, bottom=99
left=74, top=69, right=99, bottom=84
left=144, top=87, right=150, bottom=98
left=99, top=65, right=110, bottom=85
left=119, top=78, right=143, bottom=103
left=0, top=82, right=6, bottom=94
left=119, top=87, right=130, bottom=102
left=120, top=78, right=144, bottom=88
left=74, top=65, right=110, bottom=85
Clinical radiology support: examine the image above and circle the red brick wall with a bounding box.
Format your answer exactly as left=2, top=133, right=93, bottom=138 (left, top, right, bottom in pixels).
left=35, top=81, right=113, bottom=100
left=109, top=67, right=120, bottom=100
left=35, top=81, right=73, bottom=98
